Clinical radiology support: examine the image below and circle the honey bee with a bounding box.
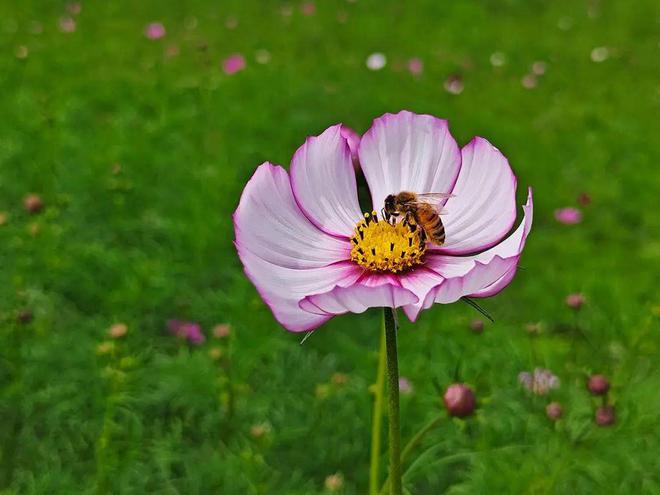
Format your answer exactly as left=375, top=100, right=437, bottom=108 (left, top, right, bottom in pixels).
left=383, top=191, right=453, bottom=246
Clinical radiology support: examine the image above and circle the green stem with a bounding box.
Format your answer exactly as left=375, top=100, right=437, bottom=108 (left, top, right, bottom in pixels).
left=384, top=307, right=402, bottom=495
left=379, top=416, right=443, bottom=495
left=369, top=325, right=387, bottom=495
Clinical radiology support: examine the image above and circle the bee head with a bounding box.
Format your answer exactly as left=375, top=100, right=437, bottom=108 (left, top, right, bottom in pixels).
left=384, top=194, right=396, bottom=214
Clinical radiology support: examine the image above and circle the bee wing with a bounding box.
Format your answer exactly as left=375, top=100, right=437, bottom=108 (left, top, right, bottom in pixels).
left=415, top=192, right=455, bottom=203
left=411, top=192, right=454, bottom=214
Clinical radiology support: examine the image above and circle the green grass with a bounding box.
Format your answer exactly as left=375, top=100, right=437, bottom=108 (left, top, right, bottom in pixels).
left=1, top=0, right=659, bottom=493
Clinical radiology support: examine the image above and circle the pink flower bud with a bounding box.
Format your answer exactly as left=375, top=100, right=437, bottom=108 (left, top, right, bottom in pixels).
left=469, top=319, right=484, bottom=333
left=443, top=383, right=476, bottom=418
left=595, top=405, right=616, bottom=426
left=23, top=194, right=44, bottom=214
left=587, top=374, right=610, bottom=395
left=17, top=309, right=33, bottom=324
left=545, top=402, right=563, bottom=421
left=565, top=293, right=585, bottom=310
left=577, top=192, right=591, bottom=206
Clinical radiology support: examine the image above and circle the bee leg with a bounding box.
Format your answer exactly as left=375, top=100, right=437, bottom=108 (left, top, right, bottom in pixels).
left=381, top=207, right=389, bottom=222
left=419, top=227, right=427, bottom=244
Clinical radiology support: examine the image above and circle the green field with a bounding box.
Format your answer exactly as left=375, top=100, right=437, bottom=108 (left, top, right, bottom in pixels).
left=1, top=1, right=659, bottom=493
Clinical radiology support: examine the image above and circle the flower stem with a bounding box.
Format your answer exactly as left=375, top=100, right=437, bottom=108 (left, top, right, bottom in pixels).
left=369, top=324, right=387, bottom=495
left=384, top=307, right=402, bottom=495
left=379, top=416, right=443, bottom=495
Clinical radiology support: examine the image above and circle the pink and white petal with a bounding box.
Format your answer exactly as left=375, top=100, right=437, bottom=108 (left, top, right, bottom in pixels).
left=358, top=111, right=461, bottom=211
left=437, top=137, right=517, bottom=255
left=402, top=188, right=532, bottom=318
left=398, top=267, right=444, bottom=322
left=234, top=162, right=351, bottom=269
left=426, top=188, right=533, bottom=302
left=471, top=187, right=533, bottom=263
left=300, top=273, right=418, bottom=316
left=428, top=255, right=520, bottom=304
left=237, top=248, right=363, bottom=332
left=290, top=125, right=363, bottom=237
left=340, top=125, right=361, bottom=166
left=469, top=263, right=518, bottom=298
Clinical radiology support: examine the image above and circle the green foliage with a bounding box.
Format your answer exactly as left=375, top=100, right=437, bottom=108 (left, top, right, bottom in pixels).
left=1, top=0, right=659, bottom=493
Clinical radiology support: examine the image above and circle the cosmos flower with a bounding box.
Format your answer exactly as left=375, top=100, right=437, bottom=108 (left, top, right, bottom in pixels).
left=366, top=53, right=387, bottom=71
left=554, top=207, right=582, bottom=224
left=167, top=320, right=205, bottom=344
left=222, top=54, right=246, bottom=75
left=518, top=368, right=560, bottom=395
left=407, top=57, right=424, bottom=76
left=234, top=111, right=533, bottom=332
left=58, top=16, right=76, bottom=33
left=144, top=22, right=166, bottom=40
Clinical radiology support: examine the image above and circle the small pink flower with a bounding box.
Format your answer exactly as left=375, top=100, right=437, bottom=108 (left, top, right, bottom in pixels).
left=398, top=377, right=413, bottom=394
left=67, top=2, right=82, bottom=15
left=223, top=54, right=246, bottom=75
left=407, top=58, right=424, bottom=76
left=301, top=1, right=316, bottom=16
left=167, top=320, right=205, bottom=345
left=233, top=111, right=533, bottom=332
left=144, top=22, right=166, bottom=40
left=554, top=207, right=582, bottom=224
left=518, top=368, right=560, bottom=395
left=444, top=74, right=464, bottom=95
left=58, top=17, right=76, bottom=33
left=565, top=293, right=585, bottom=310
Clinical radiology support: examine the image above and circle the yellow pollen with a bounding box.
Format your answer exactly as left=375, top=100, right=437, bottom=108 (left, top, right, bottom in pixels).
left=350, top=211, right=427, bottom=273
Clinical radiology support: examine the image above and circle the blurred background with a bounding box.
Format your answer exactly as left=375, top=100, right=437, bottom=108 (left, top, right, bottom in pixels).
left=1, top=0, right=659, bottom=493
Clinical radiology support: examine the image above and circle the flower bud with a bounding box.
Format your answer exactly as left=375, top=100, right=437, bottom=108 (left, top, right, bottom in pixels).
left=212, top=323, right=231, bottom=338
left=469, top=319, right=484, bottom=334
left=565, top=293, right=585, bottom=310
left=324, top=473, right=344, bottom=492
left=17, top=309, right=33, bottom=324
left=331, top=372, right=348, bottom=386
left=545, top=402, right=563, bottom=421
left=250, top=422, right=271, bottom=438
left=443, top=383, right=476, bottom=418
left=108, top=323, right=128, bottom=339
left=595, top=405, right=616, bottom=427
left=587, top=374, right=610, bottom=395
left=577, top=192, right=591, bottom=206
left=23, top=194, right=44, bottom=214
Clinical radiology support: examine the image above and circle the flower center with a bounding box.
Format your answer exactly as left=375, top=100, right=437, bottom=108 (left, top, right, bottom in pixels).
left=350, top=211, right=427, bottom=273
